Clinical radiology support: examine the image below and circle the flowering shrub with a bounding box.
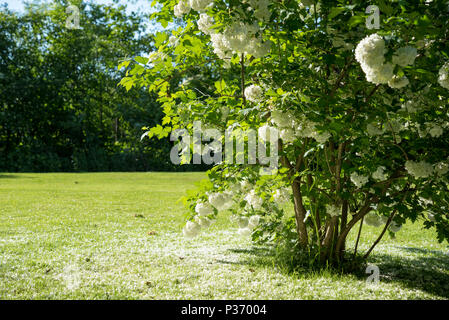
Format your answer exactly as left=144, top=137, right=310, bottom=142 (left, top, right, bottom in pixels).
left=120, top=0, right=449, bottom=265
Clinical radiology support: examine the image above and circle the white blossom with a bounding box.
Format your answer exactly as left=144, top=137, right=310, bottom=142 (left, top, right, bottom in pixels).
left=174, top=0, right=191, bottom=17
left=388, top=221, right=402, bottom=233
left=427, top=123, right=443, bottom=138
left=364, top=212, right=383, bottom=227
left=197, top=13, right=214, bottom=34
left=195, top=202, right=214, bottom=216
left=434, top=162, right=449, bottom=176
left=367, top=123, right=385, bottom=136
left=237, top=227, right=252, bottom=236
left=372, top=166, right=388, bottom=181
left=195, top=216, right=212, bottom=228
left=248, top=215, right=261, bottom=229
left=273, top=187, right=290, bottom=203
left=244, top=190, right=263, bottom=210
left=392, top=46, right=418, bottom=67
left=405, top=160, right=434, bottom=178
left=245, top=85, right=264, bottom=103
left=326, top=204, right=341, bottom=217
left=189, top=0, right=213, bottom=11
left=208, top=192, right=234, bottom=211
left=258, top=124, right=278, bottom=142
left=350, top=172, right=369, bottom=188
left=355, top=34, right=393, bottom=84
left=388, top=75, right=410, bottom=89
left=438, top=62, right=449, bottom=90
left=183, top=221, right=201, bottom=238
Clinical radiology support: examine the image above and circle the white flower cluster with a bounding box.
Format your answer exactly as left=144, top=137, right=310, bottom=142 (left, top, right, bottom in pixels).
left=258, top=124, right=279, bottom=142
left=372, top=166, right=388, bottom=181
left=392, top=46, right=418, bottom=67
left=273, top=187, right=290, bottom=204
left=197, top=13, right=214, bottom=34
left=426, top=122, right=444, bottom=138
left=438, top=62, right=449, bottom=90
left=190, top=0, right=213, bottom=11
left=401, top=100, right=418, bottom=113
left=355, top=34, right=417, bottom=88
left=173, top=1, right=273, bottom=62
left=364, top=212, right=385, bottom=227
left=245, top=0, right=271, bottom=22
left=435, top=162, right=449, bottom=176
left=214, top=21, right=271, bottom=59
left=405, top=160, right=434, bottom=179
left=174, top=0, right=191, bottom=17
left=208, top=191, right=234, bottom=211
left=388, top=221, right=402, bottom=233
left=350, top=172, right=369, bottom=188
left=366, top=122, right=385, bottom=136
left=364, top=213, right=402, bottom=233
left=195, top=201, right=214, bottom=216
left=174, top=0, right=213, bottom=17
left=183, top=220, right=201, bottom=238
left=244, top=190, right=264, bottom=210
left=270, top=110, right=331, bottom=144
left=237, top=215, right=261, bottom=236
left=326, top=204, right=341, bottom=217
left=245, top=85, right=264, bottom=103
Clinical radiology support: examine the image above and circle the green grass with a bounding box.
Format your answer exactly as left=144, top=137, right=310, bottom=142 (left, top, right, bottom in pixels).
left=1, top=172, right=448, bottom=299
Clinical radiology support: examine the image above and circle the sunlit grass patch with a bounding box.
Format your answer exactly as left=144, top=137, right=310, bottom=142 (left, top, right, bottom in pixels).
left=0, top=172, right=448, bottom=299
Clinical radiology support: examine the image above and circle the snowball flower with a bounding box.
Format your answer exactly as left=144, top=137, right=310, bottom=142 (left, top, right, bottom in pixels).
left=435, top=162, right=449, bottom=176
left=427, top=123, right=443, bottom=138
left=438, top=62, right=449, bottom=90
left=244, top=190, right=263, bottom=210
left=237, top=227, right=252, bottom=236
left=258, top=125, right=278, bottom=142
left=195, top=216, right=212, bottom=228
left=208, top=192, right=234, bottom=211
left=364, top=212, right=383, bottom=227
left=367, top=123, right=384, bottom=136
left=271, top=110, right=294, bottom=128
left=392, top=46, right=418, bottom=67
left=248, top=215, right=261, bottom=229
left=245, top=85, right=264, bottom=103
left=405, top=160, right=434, bottom=179
left=280, top=128, right=296, bottom=143
left=388, top=221, right=402, bottom=233
left=189, top=0, right=213, bottom=11
left=168, top=36, right=178, bottom=46
left=195, top=202, right=214, bottom=216
left=313, top=131, right=331, bottom=144
left=372, top=166, right=388, bottom=181
left=273, top=187, right=290, bottom=204
left=174, top=0, right=191, bottom=17
left=183, top=221, right=201, bottom=238
left=388, top=75, right=409, bottom=89
left=326, top=204, right=341, bottom=217
left=197, top=13, right=214, bottom=35
left=350, top=172, right=369, bottom=188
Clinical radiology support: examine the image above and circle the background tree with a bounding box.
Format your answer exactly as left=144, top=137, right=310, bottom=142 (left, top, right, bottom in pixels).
left=0, top=0, right=203, bottom=172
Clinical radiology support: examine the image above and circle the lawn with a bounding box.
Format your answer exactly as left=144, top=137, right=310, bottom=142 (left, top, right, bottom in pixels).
left=0, top=172, right=448, bottom=299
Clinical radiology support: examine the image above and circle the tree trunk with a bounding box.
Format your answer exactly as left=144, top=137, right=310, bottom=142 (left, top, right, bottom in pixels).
left=292, top=177, right=309, bottom=248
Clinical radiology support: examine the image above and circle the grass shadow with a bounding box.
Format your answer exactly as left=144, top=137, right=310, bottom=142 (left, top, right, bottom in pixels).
left=365, top=246, right=449, bottom=298
left=0, top=174, right=22, bottom=179
left=219, top=244, right=449, bottom=298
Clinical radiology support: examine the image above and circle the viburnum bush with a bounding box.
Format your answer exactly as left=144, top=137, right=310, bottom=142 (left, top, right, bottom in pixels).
left=120, top=0, right=449, bottom=266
